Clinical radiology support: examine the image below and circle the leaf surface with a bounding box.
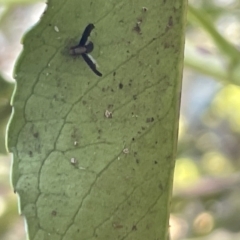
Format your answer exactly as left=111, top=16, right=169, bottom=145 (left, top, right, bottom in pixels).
left=8, top=0, right=187, bottom=239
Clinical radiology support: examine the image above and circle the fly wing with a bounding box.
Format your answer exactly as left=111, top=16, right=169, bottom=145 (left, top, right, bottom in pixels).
left=85, top=41, right=94, bottom=53
left=82, top=53, right=102, bottom=77
left=79, top=23, right=95, bottom=46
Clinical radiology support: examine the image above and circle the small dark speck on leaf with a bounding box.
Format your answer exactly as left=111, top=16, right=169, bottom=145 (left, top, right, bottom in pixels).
left=49, top=23, right=52, bottom=26
left=119, top=83, right=123, bottom=89
left=154, top=161, right=158, bottom=164
left=132, top=225, right=137, bottom=231
left=51, top=210, right=57, bottom=216
left=113, top=71, right=116, bottom=76
left=132, top=138, right=135, bottom=141
left=164, top=42, right=171, bottom=49
left=33, top=132, right=39, bottom=138
left=133, top=23, right=142, bottom=34
left=165, top=16, right=173, bottom=32
left=133, top=18, right=143, bottom=35
left=29, top=151, right=33, bottom=157
left=146, top=117, right=154, bottom=123
left=133, top=95, right=137, bottom=100
left=82, top=100, right=87, bottom=105
left=136, top=159, right=140, bottom=164
left=168, top=16, right=173, bottom=27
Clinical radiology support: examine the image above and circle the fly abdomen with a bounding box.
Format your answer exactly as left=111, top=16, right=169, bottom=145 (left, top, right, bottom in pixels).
left=69, top=46, right=87, bottom=56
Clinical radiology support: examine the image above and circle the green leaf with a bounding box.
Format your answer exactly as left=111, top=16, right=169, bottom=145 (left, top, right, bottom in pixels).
left=7, top=0, right=187, bottom=239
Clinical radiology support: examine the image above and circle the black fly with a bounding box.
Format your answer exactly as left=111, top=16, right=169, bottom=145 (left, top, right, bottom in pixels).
left=70, top=23, right=102, bottom=77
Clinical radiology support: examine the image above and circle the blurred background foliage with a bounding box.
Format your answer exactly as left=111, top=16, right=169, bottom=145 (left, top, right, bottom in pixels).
left=0, top=0, right=240, bottom=239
